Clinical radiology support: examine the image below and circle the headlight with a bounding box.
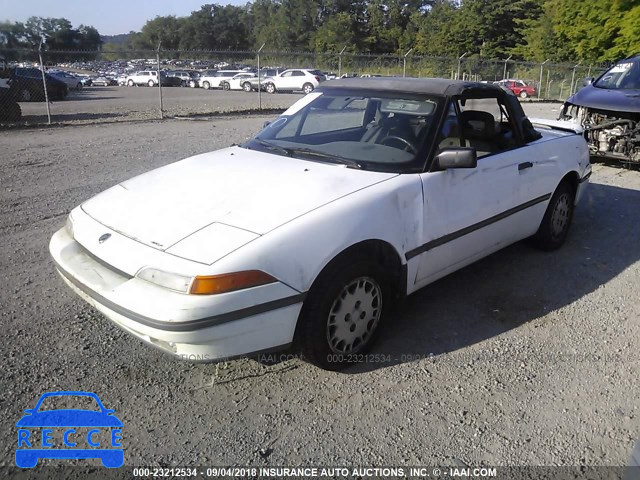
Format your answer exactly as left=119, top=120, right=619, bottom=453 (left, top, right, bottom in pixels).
left=65, top=214, right=74, bottom=239
left=136, top=268, right=277, bottom=295
left=136, top=267, right=192, bottom=293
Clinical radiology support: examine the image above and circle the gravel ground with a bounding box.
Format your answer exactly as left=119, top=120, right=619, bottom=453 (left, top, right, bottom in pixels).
left=1, top=106, right=638, bottom=476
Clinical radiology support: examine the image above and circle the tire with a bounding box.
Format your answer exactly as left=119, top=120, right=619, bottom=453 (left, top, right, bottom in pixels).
left=202, top=81, right=210, bottom=90
left=0, top=100, right=21, bottom=122
left=242, top=82, right=252, bottom=92
left=181, top=80, right=187, bottom=87
left=76, top=82, right=83, bottom=90
left=530, top=181, right=575, bottom=251
left=222, top=82, right=230, bottom=91
left=265, top=83, right=276, bottom=94
left=148, top=79, right=155, bottom=87
left=296, top=254, right=390, bottom=370
left=519, top=91, right=528, bottom=99
left=127, top=79, right=134, bottom=87
left=302, top=82, right=314, bottom=94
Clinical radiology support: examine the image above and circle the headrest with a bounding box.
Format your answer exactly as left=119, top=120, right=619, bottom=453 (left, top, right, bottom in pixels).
left=461, top=110, right=495, bottom=137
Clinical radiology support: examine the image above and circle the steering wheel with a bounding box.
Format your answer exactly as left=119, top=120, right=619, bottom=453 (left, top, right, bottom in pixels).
left=380, top=135, right=418, bottom=154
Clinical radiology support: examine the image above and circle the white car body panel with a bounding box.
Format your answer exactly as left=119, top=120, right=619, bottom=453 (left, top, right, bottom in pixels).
left=82, top=147, right=396, bottom=250
left=227, top=73, right=257, bottom=90
left=50, top=85, right=591, bottom=363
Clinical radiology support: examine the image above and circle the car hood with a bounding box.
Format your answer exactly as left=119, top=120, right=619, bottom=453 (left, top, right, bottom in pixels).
left=82, top=146, right=397, bottom=252
left=566, top=84, right=640, bottom=113
left=16, top=410, right=123, bottom=428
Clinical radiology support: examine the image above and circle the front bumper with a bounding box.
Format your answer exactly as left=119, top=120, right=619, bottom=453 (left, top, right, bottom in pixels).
left=50, top=227, right=304, bottom=362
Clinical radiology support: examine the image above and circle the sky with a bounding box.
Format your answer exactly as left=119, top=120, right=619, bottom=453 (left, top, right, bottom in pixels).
left=0, top=0, right=246, bottom=35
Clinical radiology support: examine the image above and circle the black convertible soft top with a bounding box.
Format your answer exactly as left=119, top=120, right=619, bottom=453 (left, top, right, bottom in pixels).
left=317, top=77, right=506, bottom=97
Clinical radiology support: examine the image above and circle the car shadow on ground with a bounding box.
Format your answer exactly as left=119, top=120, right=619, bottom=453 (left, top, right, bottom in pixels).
left=342, top=181, right=640, bottom=373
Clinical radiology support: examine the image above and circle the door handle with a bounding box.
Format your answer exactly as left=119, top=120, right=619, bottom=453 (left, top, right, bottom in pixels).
left=518, top=161, right=533, bottom=171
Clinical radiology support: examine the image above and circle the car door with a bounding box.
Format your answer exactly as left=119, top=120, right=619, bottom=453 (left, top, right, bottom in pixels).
left=278, top=70, right=298, bottom=89
left=412, top=96, right=534, bottom=288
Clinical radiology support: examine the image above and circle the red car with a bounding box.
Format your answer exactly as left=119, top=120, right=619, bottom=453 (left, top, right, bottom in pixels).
left=495, top=79, right=537, bottom=99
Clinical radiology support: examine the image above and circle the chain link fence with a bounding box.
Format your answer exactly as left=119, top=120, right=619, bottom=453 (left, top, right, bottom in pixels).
left=0, top=47, right=608, bottom=127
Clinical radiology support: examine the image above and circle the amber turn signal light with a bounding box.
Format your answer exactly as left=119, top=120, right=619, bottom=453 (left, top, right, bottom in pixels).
left=189, top=270, right=277, bottom=295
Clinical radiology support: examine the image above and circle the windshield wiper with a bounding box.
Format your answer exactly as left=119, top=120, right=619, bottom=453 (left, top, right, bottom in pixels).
left=283, top=147, right=363, bottom=169
left=250, top=138, right=292, bottom=157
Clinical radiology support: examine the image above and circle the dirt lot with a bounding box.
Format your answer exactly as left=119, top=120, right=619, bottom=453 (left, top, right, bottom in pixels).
left=0, top=105, right=638, bottom=475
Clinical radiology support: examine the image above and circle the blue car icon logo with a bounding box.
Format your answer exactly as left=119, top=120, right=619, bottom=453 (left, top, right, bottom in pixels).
left=15, top=391, right=123, bottom=468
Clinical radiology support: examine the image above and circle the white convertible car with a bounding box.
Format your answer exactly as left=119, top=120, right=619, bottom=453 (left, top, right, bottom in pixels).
left=50, top=78, right=591, bottom=370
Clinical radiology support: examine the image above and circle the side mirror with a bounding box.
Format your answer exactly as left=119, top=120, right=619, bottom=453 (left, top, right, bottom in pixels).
left=24, top=409, right=34, bottom=415
left=104, top=409, right=115, bottom=415
left=436, top=147, right=477, bottom=169
left=582, top=77, right=594, bottom=87
left=262, top=120, right=271, bottom=128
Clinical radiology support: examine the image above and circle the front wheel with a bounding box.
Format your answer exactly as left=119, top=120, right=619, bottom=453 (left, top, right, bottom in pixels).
left=222, top=82, right=230, bottom=91
left=519, top=91, right=528, bottom=99
left=295, top=255, right=389, bottom=370
left=127, top=79, right=134, bottom=87
left=148, top=79, right=155, bottom=87
left=530, top=181, right=575, bottom=251
left=302, top=83, right=314, bottom=94
left=202, top=81, right=210, bottom=90
left=265, top=83, right=276, bottom=94
left=242, top=82, right=252, bottom=92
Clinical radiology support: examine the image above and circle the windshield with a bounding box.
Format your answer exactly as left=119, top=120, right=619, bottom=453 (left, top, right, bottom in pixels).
left=37, top=395, right=101, bottom=412
left=242, top=89, right=443, bottom=173
left=594, top=57, right=640, bottom=90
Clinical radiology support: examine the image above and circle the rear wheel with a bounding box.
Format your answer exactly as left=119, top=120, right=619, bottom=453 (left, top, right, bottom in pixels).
left=127, top=79, right=134, bottom=87
left=265, top=83, right=276, bottom=94
left=202, top=81, right=211, bottom=90
left=296, top=254, right=390, bottom=370
left=302, top=82, right=314, bottom=94
left=519, top=90, right=528, bottom=99
left=76, top=82, right=83, bottom=90
left=530, top=181, right=575, bottom=251
left=222, top=82, right=230, bottom=91
left=148, top=79, right=155, bottom=87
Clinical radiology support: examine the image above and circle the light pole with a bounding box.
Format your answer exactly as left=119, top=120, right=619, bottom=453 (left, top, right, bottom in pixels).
left=457, top=52, right=469, bottom=80
left=503, top=54, right=512, bottom=81
left=338, top=46, right=346, bottom=78
left=156, top=41, right=163, bottom=119
left=403, top=48, right=413, bottom=78
left=538, top=59, right=549, bottom=100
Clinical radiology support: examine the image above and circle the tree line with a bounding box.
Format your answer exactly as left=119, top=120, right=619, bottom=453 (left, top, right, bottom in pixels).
left=1, top=0, right=639, bottom=64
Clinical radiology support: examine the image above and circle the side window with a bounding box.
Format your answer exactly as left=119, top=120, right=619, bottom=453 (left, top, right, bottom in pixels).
left=292, top=71, right=305, bottom=77
left=456, top=96, right=519, bottom=158
left=281, top=71, right=293, bottom=78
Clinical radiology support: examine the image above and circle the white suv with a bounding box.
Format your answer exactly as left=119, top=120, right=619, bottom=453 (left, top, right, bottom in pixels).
left=198, top=70, right=243, bottom=90
left=126, top=71, right=159, bottom=87
left=263, top=69, right=326, bottom=94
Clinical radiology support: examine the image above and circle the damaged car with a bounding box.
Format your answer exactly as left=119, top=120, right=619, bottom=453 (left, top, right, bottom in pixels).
left=50, top=78, right=590, bottom=370
left=559, top=54, right=640, bottom=164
